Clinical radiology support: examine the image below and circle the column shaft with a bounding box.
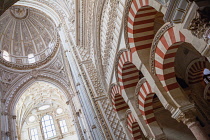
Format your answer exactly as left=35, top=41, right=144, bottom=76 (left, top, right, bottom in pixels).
left=187, top=122, right=209, bottom=140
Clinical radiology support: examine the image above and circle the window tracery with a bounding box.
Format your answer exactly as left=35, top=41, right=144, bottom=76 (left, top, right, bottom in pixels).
left=15, top=82, right=78, bottom=140
left=30, top=128, right=39, bottom=140
left=41, top=115, right=56, bottom=139
left=59, top=120, right=68, bottom=134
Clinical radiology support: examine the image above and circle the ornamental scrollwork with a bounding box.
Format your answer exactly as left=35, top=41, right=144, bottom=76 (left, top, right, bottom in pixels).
left=188, top=7, right=210, bottom=44
left=150, top=22, right=174, bottom=74
left=176, top=110, right=196, bottom=126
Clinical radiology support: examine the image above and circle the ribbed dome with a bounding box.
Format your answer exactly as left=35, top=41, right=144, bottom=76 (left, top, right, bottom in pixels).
left=0, top=5, right=58, bottom=67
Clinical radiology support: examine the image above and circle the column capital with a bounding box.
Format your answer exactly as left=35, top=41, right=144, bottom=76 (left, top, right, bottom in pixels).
left=176, top=110, right=196, bottom=126
left=176, top=111, right=209, bottom=140
left=171, top=104, right=195, bottom=120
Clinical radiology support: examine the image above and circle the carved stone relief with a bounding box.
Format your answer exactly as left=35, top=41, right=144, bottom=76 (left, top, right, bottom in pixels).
left=0, top=69, right=22, bottom=96
left=189, top=7, right=210, bottom=43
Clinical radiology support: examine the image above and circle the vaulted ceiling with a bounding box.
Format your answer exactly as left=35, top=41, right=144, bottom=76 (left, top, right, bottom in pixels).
left=16, top=81, right=69, bottom=133
left=0, top=5, right=57, bottom=58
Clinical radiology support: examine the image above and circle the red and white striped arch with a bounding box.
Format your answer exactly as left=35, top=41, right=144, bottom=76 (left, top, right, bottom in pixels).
left=111, top=85, right=129, bottom=112
left=127, top=112, right=143, bottom=140
left=154, top=27, right=185, bottom=93
left=187, top=59, right=208, bottom=85
left=128, top=0, right=157, bottom=53
left=138, top=81, right=156, bottom=124
left=117, top=50, right=139, bottom=91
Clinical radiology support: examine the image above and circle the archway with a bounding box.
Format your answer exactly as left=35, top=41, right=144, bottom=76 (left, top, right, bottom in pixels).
left=153, top=95, right=196, bottom=140
left=15, top=81, right=79, bottom=140
left=136, top=78, right=164, bottom=139
left=117, top=50, right=143, bottom=99
left=1, top=73, right=83, bottom=140
left=111, top=84, right=129, bottom=112
left=137, top=78, right=195, bottom=139
left=126, top=111, right=144, bottom=140
left=153, top=26, right=191, bottom=107
left=152, top=26, right=210, bottom=139
left=175, top=44, right=210, bottom=136
left=110, top=84, right=132, bottom=140
left=127, top=0, right=165, bottom=66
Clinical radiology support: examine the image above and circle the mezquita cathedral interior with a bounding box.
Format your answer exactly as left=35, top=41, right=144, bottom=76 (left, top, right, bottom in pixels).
left=0, top=0, right=210, bottom=140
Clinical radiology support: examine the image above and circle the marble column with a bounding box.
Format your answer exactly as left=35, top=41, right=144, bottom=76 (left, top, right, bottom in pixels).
left=178, top=111, right=209, bottom=140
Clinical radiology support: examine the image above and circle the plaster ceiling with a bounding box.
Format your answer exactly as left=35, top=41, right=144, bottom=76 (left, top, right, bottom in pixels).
left=0, top=5, right=57, bottom=60
left=16, top=81, right=69, bottom=130
left=16, top=81, right=67, bottom=112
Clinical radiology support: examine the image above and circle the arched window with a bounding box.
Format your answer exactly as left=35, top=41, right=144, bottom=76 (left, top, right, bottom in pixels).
left=28, top=53, right=35, bottom=63
left=59, top=120, right=68, bottom=133
left=30, top=128, right=39, bottom=140
left=41, top=115, right=56, bottom=139
left=2, top=50, right=10, bottom=61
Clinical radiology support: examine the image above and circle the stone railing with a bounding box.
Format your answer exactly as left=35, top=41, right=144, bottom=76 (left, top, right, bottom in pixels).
left=1, top=43, right=55, bottom=65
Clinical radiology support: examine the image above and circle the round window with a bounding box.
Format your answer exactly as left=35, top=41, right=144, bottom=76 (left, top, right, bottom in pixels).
left=29, top=116, right=36, bottom=122
left=56, top=108, right=63, bottom=114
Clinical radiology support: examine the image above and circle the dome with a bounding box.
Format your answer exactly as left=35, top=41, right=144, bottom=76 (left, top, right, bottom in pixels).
left=0, top=5, right=59, bottom=69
